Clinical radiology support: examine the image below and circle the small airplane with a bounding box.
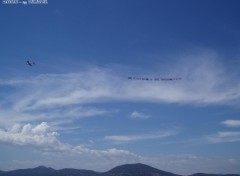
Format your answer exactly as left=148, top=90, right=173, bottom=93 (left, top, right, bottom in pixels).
left=26, top=60, right=35, bottom=66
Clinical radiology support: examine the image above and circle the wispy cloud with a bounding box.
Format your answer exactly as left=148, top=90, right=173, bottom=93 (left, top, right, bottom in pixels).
left=2, top=52, right=240, bottom=113
left=104, top=130, right=177, bottom=143
left=221, top=120, right=240, bottom=128
left=205, top=120, right=240, bottom=143
left=207, top=131, right=240, bottom=143
left=0, top=50, right=240, bottom=128
left=0, top=106, right=111, bottom=128
left=130, top=111, right=150, bottom=119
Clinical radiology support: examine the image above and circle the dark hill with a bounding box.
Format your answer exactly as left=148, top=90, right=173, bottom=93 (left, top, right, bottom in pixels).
left=0, top=166, right=55, bottom=176
left=103, top=163, right=181, bottom=176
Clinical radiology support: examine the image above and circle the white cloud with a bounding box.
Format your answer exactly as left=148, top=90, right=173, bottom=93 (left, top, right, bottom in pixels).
left=31, top=122, right=50, bottom=134
left=221, top=120, right=240, bottom=128
left=207, top=131, right=240, bottom=143
left=104, top=130, right=177, bottom=143
left=130, top=111, right=150, bottom=119
left=0, top=122, right=141, bottom=160
left=0, top=122, right=63, bottom=150
left=73, top=145, right=139, bottom=158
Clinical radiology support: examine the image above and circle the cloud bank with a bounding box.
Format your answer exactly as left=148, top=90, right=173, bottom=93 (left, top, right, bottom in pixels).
left=0, top=122, right=141, bottom=159
left=0, top=122, right=239, bottom=175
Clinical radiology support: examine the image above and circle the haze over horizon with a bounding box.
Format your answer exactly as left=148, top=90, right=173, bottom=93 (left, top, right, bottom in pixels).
left=0, top=0, right=240, bottom=175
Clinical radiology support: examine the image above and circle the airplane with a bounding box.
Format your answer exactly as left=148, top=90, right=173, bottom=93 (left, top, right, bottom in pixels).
left=26, top=60, right=35, bottom=66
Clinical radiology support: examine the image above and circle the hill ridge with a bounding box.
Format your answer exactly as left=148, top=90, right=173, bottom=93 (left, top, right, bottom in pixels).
left=0, top=163, right=239, bottom=176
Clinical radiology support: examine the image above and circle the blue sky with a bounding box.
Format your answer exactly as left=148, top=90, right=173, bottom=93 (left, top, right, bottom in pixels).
left=0, top=0, right=240, bottom=175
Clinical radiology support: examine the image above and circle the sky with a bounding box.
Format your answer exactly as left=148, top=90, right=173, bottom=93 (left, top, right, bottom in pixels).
left=0, top=0, right=240, bottom=175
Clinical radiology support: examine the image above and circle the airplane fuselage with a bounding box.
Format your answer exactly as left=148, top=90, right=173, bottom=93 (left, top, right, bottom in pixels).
left=27, top=60, right=35, bottom=66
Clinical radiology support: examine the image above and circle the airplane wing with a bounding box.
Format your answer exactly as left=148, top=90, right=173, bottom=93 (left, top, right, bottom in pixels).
left=26, top=60, right=35, bottom=66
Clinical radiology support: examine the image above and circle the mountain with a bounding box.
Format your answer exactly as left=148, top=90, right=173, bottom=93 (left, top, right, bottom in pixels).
left=0, top=166, right=55, bottom=176
left=0, top=166, right=99, bottom=176
left=103, top=163, right=181, bottom=176
left=0, top=163, right=239, bottom=176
